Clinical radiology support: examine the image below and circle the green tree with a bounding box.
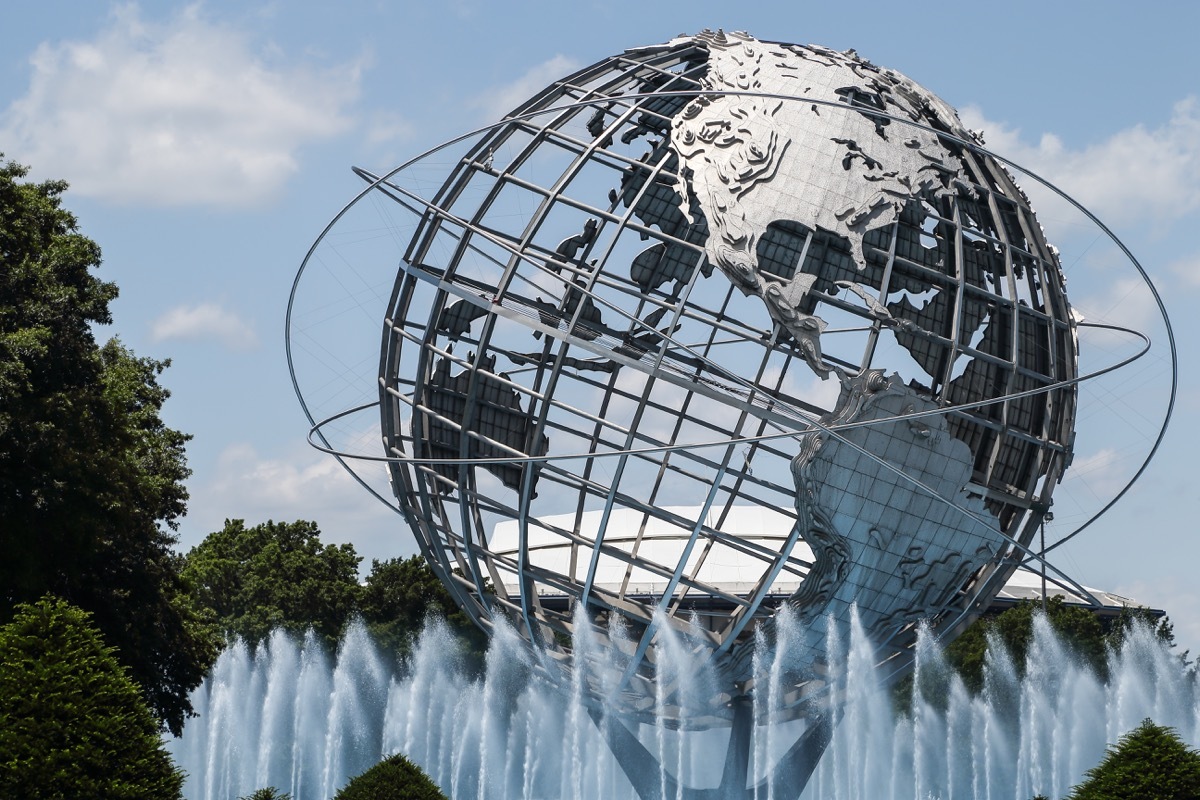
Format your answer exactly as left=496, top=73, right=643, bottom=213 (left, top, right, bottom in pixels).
left=359, top=555, right=487, bottom=668
left=1103, top=606, right=1179, bottom=656
left=334, top=753, right=447, bottom=800
left=239, top=790, right=291, bottom=800
left=941, top=598, right=1182, bottom=698
left=0, top=157, right=219, bottom=734
left=944, top=598, right=1107, bottom=694
left=896, top=598, right=1172, bottom=709
left=1067, top=718, right=1200, bottom=800
left=0, top=596, right=185, bottom=799
left=182, top=519, right=362, bottom=649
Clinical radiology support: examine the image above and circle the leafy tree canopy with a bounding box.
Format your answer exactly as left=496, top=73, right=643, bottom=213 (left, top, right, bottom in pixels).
left=1067, top=718, right=1200, bottom=800
left=182, top=519, right=362, bottom=649
left=334, top=753, right=447, bottom=800
left=183, top=521, right=489, bottom=667
left=0, top=157, right=219, bottom=735
left=945, top=597, right=1104, bottom=694
left=359, top=555, right=487, bottom=670
left=897, top=599, right=1178, bottom=711
left=943, top=598, right=1177, bottom=695
left=0, top=596, right=185, bottom=799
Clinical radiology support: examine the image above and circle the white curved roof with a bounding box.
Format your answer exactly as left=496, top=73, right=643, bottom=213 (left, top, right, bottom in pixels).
left=490, top=506, right=1146, bottom=610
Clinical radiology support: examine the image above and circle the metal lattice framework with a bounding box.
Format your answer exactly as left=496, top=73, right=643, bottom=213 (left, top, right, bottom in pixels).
left=286, top=30, right=1181, bottom=799
left=371, top=31, right=1088, bottom=726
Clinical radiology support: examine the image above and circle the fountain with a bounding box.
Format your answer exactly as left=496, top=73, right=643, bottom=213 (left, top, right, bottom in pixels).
left=169, top=611, right=1197, bottom=800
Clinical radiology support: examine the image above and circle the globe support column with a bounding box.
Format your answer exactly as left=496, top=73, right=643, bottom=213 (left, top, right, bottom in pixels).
left=589, top=698, right=832, bottom=800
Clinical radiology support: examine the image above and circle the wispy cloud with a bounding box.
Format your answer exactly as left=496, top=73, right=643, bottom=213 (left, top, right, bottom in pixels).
left=1, top=5, right=360, bottom=208
left=181, top=442, right=405, bottom=565
left=150, top=303, right=258, bottom=350
left=1065, top=447, right=1125, bottom=500
left=364, top=110, right=412, bottom=145
left=961, top=98, right=1200, bottom=231
left=472, top=54, right=580, bottom=123
left=1170, top=252, right=1200, bottom=289
left=1073, top=276, right=1161, bottom=334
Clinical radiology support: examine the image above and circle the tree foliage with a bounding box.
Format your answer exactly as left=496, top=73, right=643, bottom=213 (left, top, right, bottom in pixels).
left=0, top=596, right=185, bottom=799
left=359, top=555, right=487, bottom=669
left=1067, top=718, right=1200, bottom=800
left=333, top=753, right=447, bottom=800
left=942, top=598, right=1179, bottom=695
left=0, top=157, right=219, bottom=734
left=1103, top=605, right=1178, bottom=657
left=181, top=519, right=363, bottom=649
left=945, top=597, right=1105, bottom=693
left=182, top=519, right=491, bottom=670
left=895, top=598, right=1179, bottom=711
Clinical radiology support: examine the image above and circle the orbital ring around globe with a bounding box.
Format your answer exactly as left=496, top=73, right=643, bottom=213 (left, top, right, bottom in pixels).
left=287, top=51, right=1177, bottom=728
left=301, top=312, right=1151, bottom=600
left=302, top=319, right=1151, bottom=467
left=287, top=93, right=1176, bottom=558
left=296, top=309, right=1157, bottom=652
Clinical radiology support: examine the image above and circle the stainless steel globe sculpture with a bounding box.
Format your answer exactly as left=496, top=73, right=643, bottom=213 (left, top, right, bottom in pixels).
left=379, top=28, right=1075, bottom=711
left=290, top=29, right=1175, bottom=799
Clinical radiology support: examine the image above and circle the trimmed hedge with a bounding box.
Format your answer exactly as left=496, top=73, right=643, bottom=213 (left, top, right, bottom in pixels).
left=1068, top=718, right=1200, bottom=800
left=0, top=596, right=184, bottom=799
left=335, top=753, right=446, bottom=800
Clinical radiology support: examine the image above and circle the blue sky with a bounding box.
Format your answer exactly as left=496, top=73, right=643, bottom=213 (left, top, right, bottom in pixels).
left=3, top=2, right=1198, bottom=649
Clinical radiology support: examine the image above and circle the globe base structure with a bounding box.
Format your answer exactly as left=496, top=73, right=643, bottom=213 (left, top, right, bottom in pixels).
left=290, top=29, right=1176, bottom=800
left=593, top=700, right=828, bottom=800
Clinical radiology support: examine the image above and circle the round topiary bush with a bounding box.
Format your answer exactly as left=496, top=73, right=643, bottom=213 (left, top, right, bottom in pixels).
left=334, top=753, right=446, bottom=800
left=239, top=790, right=291, bottom=800
left=1068, top=718, right=1200, bottom=800
left=0, top=595, right=185, bottom=799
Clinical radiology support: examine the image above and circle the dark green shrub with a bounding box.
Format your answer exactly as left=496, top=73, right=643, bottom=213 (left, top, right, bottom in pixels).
left=239, top=789, right=291, bottom=800
left=1068, top=718, right=1200, bottom=799
left=0, top=596, right=184, bottom=799
left=334, top=752, right=446, bottom=800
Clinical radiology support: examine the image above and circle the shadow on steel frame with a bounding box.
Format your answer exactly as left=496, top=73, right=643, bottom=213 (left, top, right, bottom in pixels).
left=589, top=697, right=833, bottom=800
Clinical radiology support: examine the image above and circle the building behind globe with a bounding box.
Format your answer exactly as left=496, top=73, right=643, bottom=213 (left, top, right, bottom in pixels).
left=375, top=29, right=1077, bottom=790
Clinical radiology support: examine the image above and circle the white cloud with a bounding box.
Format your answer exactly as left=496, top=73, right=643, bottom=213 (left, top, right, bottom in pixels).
left=1, top=5, right=360, bottom=208
left=364, top=110, right=412, bottom=145
left=150, top=302, right=259, bottom=350
left=1073, top=276, right=1161, bottom=335
left=1064, top=447, right=1125, bottom=499
left=1170, top=252, right=1200, bottom=288
left=960, top=98, right=1200, bottom=231
left=473, top=54, right=580, bottom=123
left=210, top=442, right=370, bottom=512
left=182, top=442, right=408, bottom=565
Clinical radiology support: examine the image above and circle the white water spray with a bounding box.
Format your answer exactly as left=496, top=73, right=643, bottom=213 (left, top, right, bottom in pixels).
left=171, top=613, right=1199, bottom=800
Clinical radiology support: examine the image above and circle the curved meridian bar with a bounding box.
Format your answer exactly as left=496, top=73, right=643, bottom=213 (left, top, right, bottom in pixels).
left=306, top=319, right=1150, bottom=471
left=289, top=34, right=1176, bottom=767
